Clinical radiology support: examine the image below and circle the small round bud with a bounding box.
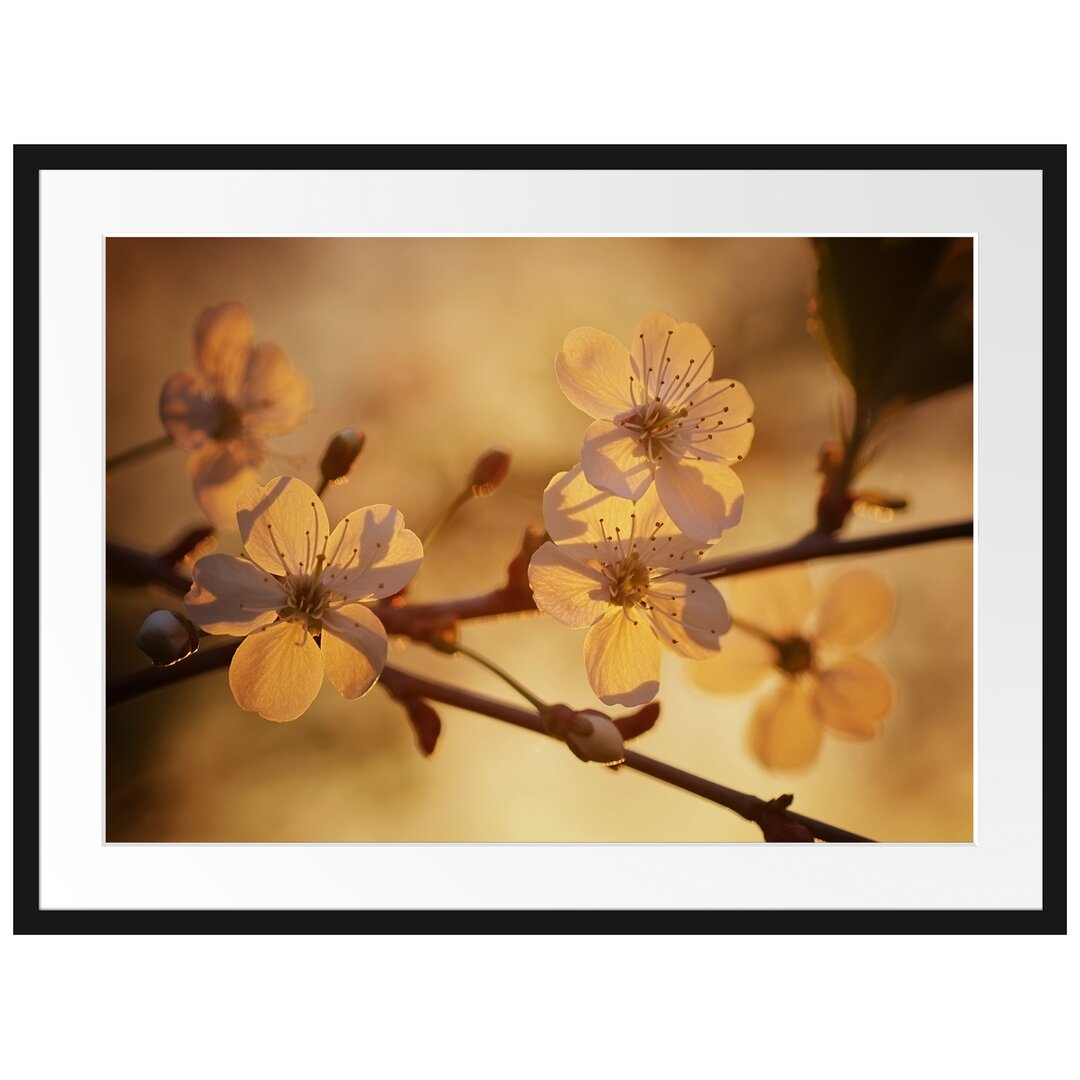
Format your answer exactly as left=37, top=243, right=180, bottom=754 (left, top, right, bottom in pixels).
left=319, top=428, right=366, bottom=486
left=136, top=609, right=200, bottom=667
left=564, top=710, right=626, bottom=766
left=469, top=447, right=511, bottom=497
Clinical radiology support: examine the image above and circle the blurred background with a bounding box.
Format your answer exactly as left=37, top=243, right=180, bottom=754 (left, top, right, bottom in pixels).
left=105, top=237, right=973, bottom=842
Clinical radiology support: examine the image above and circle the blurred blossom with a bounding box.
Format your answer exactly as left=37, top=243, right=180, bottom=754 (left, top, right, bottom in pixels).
left=159, top=303, right=312, bottom=528
left=184, top=476, right=422, bottom=722
left=528, top=465, right=731, bottom=707
left=690, top=565, right=895, bottom=769
left=555, top=310, right=753, bottom=541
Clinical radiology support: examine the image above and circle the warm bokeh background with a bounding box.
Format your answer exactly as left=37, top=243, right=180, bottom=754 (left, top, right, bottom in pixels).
left=105, top=237, right=973, bottom=842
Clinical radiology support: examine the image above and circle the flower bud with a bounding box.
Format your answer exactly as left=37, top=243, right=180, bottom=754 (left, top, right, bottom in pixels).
left=319, top=428, right=366, bottom=487
left=469, top=447, right=511, bottom=497
left=815, top=440, right=854, bottom=534
left=507, top=523, right=548, bottom=596
left=563, top=710, right=626, bottom=766
left=613, top=702, right=660, bottom=742
left=817, top=440, right=845, bottom=476
left=136, top=609, right=200, bottom=667
left=853, top=489, right=909, bottom=524
left=403, top=697, right=442, bottom=757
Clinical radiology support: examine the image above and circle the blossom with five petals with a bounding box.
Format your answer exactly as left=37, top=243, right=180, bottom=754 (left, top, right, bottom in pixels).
left=184, top=476, right=422, bottom=722
left=159, top=303, right=312, bottom=528
left=528, top=465, right=731, bottom=707
left=689, top=565, right=895, bottom=769
left=555, top=311, right=754, bottom=542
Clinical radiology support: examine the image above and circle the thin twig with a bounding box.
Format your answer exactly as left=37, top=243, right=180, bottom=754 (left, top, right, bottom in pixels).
left=105, top=434, right=174, bottom=471
left=691, top=520, right=974, bottom=579
left=105, top=646, right=873, bottom=842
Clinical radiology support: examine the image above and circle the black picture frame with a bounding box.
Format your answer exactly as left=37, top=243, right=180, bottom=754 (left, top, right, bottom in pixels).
left=13, top=144, right=1066, bottom=934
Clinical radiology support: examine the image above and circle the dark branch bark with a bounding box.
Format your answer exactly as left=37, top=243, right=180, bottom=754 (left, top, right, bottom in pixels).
left=690, top=520, right=974, bottom=580
left=106, top=645, right=874, bottom=842
left=107, top=518, right=973, bottom=640
left=103, top=517, right=971, bottom=842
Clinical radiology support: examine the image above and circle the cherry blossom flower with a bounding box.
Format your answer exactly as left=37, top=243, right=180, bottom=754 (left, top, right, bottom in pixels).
left=184, top=477, right=422, bottom=722
left=528, top=465, right=731, bottom=707
left=555, top=311, right=754, bottom=542
left=689, top=564, right=895, bottom=769
left=159, top=303, right=312, bottom=529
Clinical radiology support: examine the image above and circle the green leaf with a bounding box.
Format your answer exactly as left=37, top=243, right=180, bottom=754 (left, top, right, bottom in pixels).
left=812, top=237, right=973, bottom=410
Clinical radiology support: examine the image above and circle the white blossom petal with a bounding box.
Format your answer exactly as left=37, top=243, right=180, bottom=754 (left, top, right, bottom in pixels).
left=815, top=570, right=896, bottom=650
left=237, top=342, right=312, bottom=437
left=194, top=302, right=255, bottom=401
left=555, top=327, right=635, bottom=419
left=724, top=564, right=816, bottom=641
left=631, top=311, right=716, bottom=390
left=643, top=573, right=731, bottom=659
left=685, top=377, right=754, bottom=427
left=687, top=627, right=778, bottom=693
left=188, top=442, right=261, bottom=532
left=580, top=419, right=654, bottom=500
left=748, top=678, right=823, bottom=769
left=685, top=414, right=755, bottom=464
left=527, top=542, right=610, bottom=628
left=228, top=620, right=324, bottom=722
left=583, top=607, right=661, bottom=706
left=322, top=504, right=423, bottom=603
left=184, top=553, right=284, bottom=635
left=543, top=464, right=704, bottom=564
left=321, top=603, right=388, bottom=699
left=237, top=476, right=330, bottom=578
left=653, top=455, right=745, bottom=541
left=813, top=656, right=893, bottom=738
left=159, top=370, right=218, bottom=449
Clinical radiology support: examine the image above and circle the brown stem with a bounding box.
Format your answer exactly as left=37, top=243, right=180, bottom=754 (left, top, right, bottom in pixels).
left=690, top=519, right=973, bottom=580
left=106, top=518, right=972, bottom=642
left=106, top=542, right=192, bottom=594
left=105, top=647, right=873, bottom=842
left=105, top=434, right=174, bottom=471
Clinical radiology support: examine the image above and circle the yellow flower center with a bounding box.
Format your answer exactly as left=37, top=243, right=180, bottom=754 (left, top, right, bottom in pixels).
left=606, top=555, right=652, bottom=607
left=617, top=328, right=748, bottom=464
left=619, top=402, right=689, bottom=461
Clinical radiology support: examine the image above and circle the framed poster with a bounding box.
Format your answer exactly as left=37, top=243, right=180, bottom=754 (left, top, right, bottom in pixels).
left=14, top=145, right=1065, bottom=931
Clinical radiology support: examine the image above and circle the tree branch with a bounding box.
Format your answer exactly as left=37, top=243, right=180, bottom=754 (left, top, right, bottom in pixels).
left=690, top=519, right=974, bottom=580
left=105, top=644, right=873, bottom=843
left=106, top=517, right=973, bottom=641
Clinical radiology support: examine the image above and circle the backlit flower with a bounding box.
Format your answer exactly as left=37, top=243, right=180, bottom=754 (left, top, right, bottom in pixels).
left=689, top=565, right=895, bottom=769
left=184, top=476, right=422, bottom=722
left=555, top=311, right=754, bottom=542
left=528, top=465, right=731, bottom=707
left=159, top=303, right=312, bottom=528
